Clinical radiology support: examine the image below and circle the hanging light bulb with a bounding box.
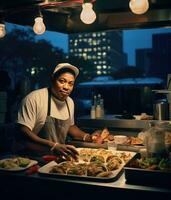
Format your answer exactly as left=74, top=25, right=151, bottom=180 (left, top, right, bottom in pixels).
left=33, top=16, right=46, bottom=35
left=129, top=0, right=149, bottom=15
left=0, top=23, right=6, bottom=38
left=80, top=3, right=96, bottom=24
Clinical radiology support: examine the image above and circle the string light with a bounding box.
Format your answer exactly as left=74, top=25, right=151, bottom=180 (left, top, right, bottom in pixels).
left=33, top=16, right=46, bottom=35
left=129, top=0, right=149, bottom=15
left=80, top=3, right=96, bottom=24
left=0, top=23, right=6, bottom=38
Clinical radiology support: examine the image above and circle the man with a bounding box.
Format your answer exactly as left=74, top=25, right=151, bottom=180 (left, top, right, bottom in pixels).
left=15, top=63, right=92, bottom=158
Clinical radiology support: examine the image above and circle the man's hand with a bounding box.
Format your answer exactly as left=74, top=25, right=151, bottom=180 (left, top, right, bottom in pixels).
left=91, top=128, right=110, bottom=144
left=83, top=134, right=93, bottom=142
left=52, top=144, right=79, bottom=160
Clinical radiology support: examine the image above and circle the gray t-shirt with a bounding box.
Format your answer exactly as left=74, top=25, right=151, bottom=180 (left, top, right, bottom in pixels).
left=16, top=88, right=75, bottom=134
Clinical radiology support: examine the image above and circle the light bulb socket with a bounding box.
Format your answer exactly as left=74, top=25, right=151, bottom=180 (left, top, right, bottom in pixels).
left=83, top=0, right=91, bottom=3
left=33, top=6, right=43, bottom=18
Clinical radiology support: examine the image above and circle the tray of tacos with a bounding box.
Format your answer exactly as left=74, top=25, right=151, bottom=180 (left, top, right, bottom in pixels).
left=38, top=148, right=136, bottom=182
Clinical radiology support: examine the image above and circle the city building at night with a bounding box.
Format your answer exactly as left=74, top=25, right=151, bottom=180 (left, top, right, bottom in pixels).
left=69, top=31, right=127, bottom=76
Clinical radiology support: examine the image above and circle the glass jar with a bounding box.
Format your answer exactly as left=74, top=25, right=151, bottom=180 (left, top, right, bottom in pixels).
left=145, top=121, right=170, bottom=158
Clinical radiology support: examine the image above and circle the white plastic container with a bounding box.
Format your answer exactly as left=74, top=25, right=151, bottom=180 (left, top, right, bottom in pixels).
left=114, top=135, right=128, bottom=144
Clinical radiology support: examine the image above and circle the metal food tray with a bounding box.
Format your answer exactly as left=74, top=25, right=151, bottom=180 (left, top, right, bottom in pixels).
left=38, top=149, right=136, bottom=182
left=124, top=153, right=171, bottom=188
left=38, top=160, right=124, bottom=182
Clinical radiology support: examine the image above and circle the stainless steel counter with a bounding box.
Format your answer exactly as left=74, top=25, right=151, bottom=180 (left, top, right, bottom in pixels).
left=76, top=115, right=151, bottom=136
left=76, top=115, right=170, bottom=136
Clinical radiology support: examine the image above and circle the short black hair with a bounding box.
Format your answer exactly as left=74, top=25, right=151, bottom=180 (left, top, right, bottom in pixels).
left=53, top=68, right=76, bottom=79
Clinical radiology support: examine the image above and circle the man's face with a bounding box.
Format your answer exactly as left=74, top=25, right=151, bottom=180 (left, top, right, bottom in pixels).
left=52, top=72, right=75, bottom=101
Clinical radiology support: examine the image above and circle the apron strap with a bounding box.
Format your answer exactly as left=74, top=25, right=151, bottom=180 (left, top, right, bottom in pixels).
left=65, top=99, right=71, bottom=118
left=47, top=87, right=51, bottom=116
left=47, top=87, right=71, bottom=119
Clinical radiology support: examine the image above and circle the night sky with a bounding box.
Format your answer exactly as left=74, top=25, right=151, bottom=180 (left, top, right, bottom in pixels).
left=7, top=23, right=171, bottom=66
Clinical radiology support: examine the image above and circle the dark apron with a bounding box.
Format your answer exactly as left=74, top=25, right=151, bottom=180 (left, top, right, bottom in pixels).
left=38, top=88, right=71, bottom=144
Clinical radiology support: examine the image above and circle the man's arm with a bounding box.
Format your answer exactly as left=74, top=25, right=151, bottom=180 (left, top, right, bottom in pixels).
left=68, top=125, right=92, bottom=142
left=16, top=124, right=54, bottom=148
left=16, top=124, right=79, bottom=157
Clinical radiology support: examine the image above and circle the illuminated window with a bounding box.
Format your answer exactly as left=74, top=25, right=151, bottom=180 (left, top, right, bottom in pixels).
left=31, top=68, right=36, bottom=75
left=103, top=65, right=107, bottom=69
left=97, top=66, right=101, bottom=69
left=83, top=54, right=87, bottom=60
left=97, top=71, right=102, bottom=75
left=93, top=40, right=97, bottom=45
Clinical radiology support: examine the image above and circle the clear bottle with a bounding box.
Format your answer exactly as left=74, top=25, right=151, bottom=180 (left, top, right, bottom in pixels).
left=96, top=94, right=102, bottom=118
left=97, top=94, right=101, bottom=105
left=100, top=98, right=105, bottom=118
left=93, top=95, right=97, bottom=108
left=90, top=94, right=97, bottom=119
left=95, top=104, right=101, bottom=118
left=90, top=105, right=96, bottom=119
